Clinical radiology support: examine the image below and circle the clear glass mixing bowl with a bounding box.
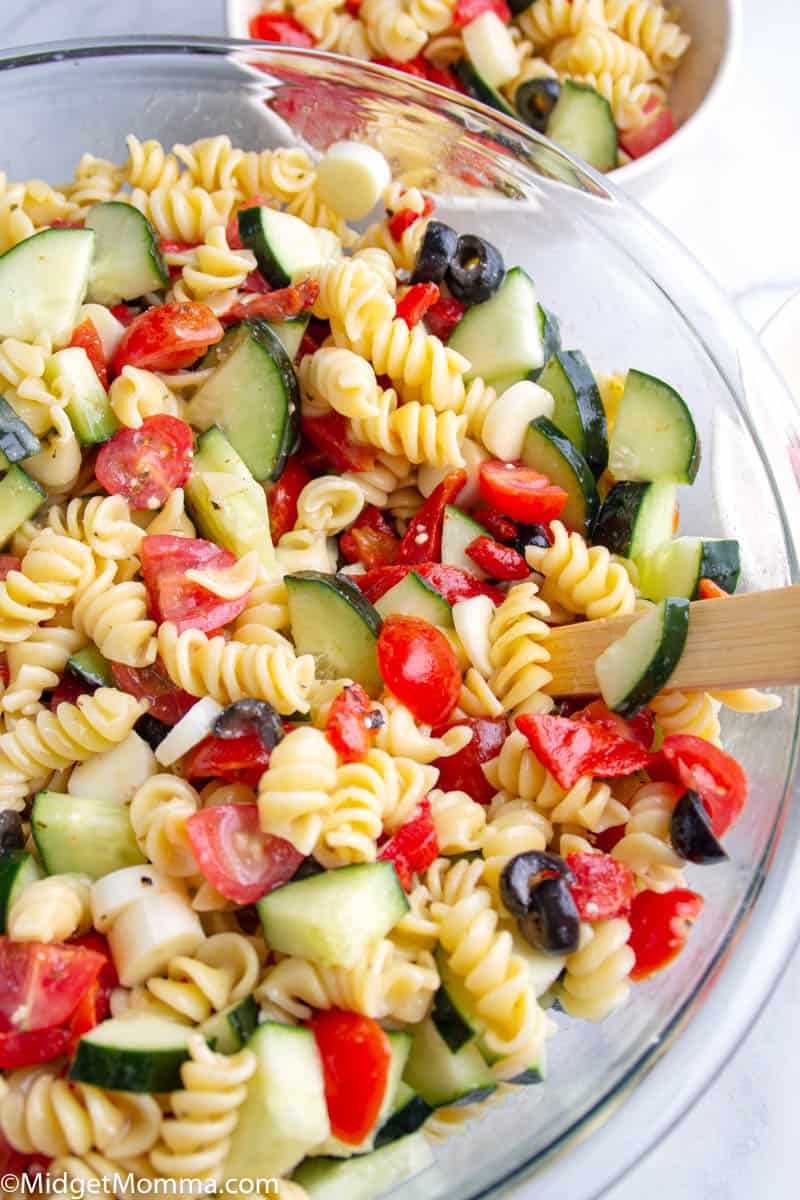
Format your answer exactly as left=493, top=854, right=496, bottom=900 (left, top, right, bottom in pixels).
left=3, top=37, right=799, bottom=1200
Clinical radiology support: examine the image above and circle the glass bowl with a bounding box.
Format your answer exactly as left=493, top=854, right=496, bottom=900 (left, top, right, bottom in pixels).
left=3, top=37, right=799, bottom=1200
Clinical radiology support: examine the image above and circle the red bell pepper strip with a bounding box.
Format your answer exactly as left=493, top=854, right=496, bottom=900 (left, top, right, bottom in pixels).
left=516, top=713, right=653, bottom=791
left=396, top=471, right=466, bottom=565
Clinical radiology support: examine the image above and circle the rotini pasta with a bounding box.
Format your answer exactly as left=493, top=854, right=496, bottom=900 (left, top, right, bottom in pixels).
left=649, top=689, right=722, bottom=744
left=298, top=346, right=382, bottom=419
left=429, top=787, right=487, bottom=854
left=489, top=582, right=553, bottom=713
left=72, top=558, right=157, bottom=668
left=7, top=873, right=92, bottom=942
left=129, top=774, right=201, bottom=878
left=2, top=624, right=85, bottom=717
left=125, top=934, right=262, bottom=1024
left=374, top=696, right=472, bottom=764
left=606, top=0, right=690, bottom=75
left=612, top=780, right=685, bottom=892
left=558, top=918, right=635, bottom=1020
left=294, top=475, right=365, bottom=536
left=258, top=726, right=339, bottom=855
left=109, top=366, right=182, bottom=429
left=526, top=520, right=638, bottom=620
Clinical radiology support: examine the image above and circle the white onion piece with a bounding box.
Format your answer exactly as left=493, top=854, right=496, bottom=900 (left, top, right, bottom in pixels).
left=155, top=696, right=224, bottom=766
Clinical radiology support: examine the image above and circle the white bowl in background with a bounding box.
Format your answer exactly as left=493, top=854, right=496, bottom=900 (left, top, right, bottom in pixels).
left=225, top=0, right=740, bottom=190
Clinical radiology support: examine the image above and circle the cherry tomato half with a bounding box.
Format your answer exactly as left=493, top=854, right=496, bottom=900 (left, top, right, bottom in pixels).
left=655, top=735, right=747, bottom=837
left=183, top=732, right=272, bottom=788
left=309, top=1010, right=392, bottom=1145
left=566, top=853, right=635, bottom=922
left=479, top=460, right=568, bottom=525
left=628, top=887, right=704, bottom=981
left=249, top=12, right=315, bottom=45
left=0, top=556, right=21, bottom=581
left=95, top=415, right=193, bottom=510
left=141, top=534, right=252, bottom=634
left=268, top=457, right=311, bottom=543
left=111, top=659, right=197, bottom=725
left=111, top=302, right=223, bottom=375
left=431, top=716, right=508, bottom=805
left=186, top=804, right=303, bottom=904
left=69, top=318, right=108, bottom=389
left=619, top=104, right=675, bottom=161
left=0, top=939, right=105, bottom=1036
left=326, top=683, right=376, bottom=763
left=377, top=615, right=461, bottom=726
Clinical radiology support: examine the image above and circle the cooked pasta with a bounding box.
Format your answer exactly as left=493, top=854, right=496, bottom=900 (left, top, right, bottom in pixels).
left=127, top=184, right=236, bottom=244
left=294, top=475, right=365, bottom=536
left=122, top=135, right=182, bottom=193
left=313, top=257, right=395, bottom=352
left=363, top=315, right=470, bottom=413
left=352, top=393, right=467, bottom=467
left=129, top=775, right=201, bottom=878
left=480, top=793, right=551, bottom=907
left=550, top=27, right=655, bottom=85
left=0, top=530, right=95, bottom=643
left=526, top=520, right=638, bottom=620
left=126, top=934, right=261, bottom=1024
left=0, top=1065, right=162, bottom=1158
left=360, top=0, right=428, bottom=61
left=109, top=366, right=182, bottom=429
left=517, top=0, right=605, bottom=48
left=7, top=873, right=92, bottom=942
left=489, top=582, right=553, bottom=713
left=606, top=0, right=690, bottom=75
left=258, top=726, right=338, bottom=855
left=2, top=624, right=85, bottom=716
left=558, top=918, right=635, bottom=1020
left=341, top=451, right=414, bottom=509
left=612, top=780, right=685, bottom=892
left=483, top=728, right=548, bottom=803
left=298, top=346, right=382, bottom=419
left=649, top=689, right=722, bottom=744
left=429, top=787, right=487, bottom=854
left=456, top=668, right=505, bottom=718
left=373, top=696, right=472, bottom=764
left=233, top=575, right=290, bottom=640
left=166, top=226, right=256, bottom=304
left=72, top=558, right=157, bottom=668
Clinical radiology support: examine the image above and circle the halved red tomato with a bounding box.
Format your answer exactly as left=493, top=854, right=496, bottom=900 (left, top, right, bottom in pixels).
left=479, top=460, right=568, bottom=524
left=183, top=733, right=272, bottom=788
left=619, top=104, right=675, bottom=161
left=69, top=318, right=108, bottom=389
left=309, top=1010, right=392, bottom=1145
left=0, top=939, right=105, bottom=1035
left=377, top=615, right=461, bottom=726
left=112, top=302, right=223, bottom=374
left=186, top=804, right=303, bottom=904
left=111, top=659, right=197, bottom=725
left=566, top=853, right=635, bottom=922
left=628, top=887, right=703, bottom=981
left=249, top=12, right=315, bottom=44
left=431, top=716, right=508, bottom=805
left=95, top=415, right=193, bottom=510
left=141, top=534, right=252, bottom=633
left=654, top=735, right=747, bottom=837
left=0, top=556, right=21, bottom=581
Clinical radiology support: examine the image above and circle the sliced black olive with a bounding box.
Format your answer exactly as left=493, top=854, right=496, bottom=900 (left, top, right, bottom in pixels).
left=365, top=708, right=385, bottom=731
left=518, top=877, right=581, bottom=955
left=670, top=790, right=728, bottom=864
left=213, top=699, right=284, bottom=750
left=135, top=713, right=172, bottom=750
left=0, top=810, right=25, bottom=854
left=515, top=78, right=561, bottom=134
left=500, top=850, right=573, bottom=918
left=411, top=221, right=459, bottom=285
left=291, top=856, right=326, bottom=881
left=513, top=523, right=551, bottom=556
left=446, top=235, right=505, bottom=305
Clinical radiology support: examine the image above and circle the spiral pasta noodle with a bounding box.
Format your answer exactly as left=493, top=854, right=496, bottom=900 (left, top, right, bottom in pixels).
left=612, top=780, right=685, bottom=892
left=72, top=558, right=157, bottom=668
left=352, top=392, right=467, bottom=467
left=517, top=0, right=605, bottom=49
left=313, top=257, right=395, bottom=353
left=233, top=576, right=290, bottom=640
left=23, top=405, right=83, bottom=496
left=166, top=225, right=256, bottom=303
left=127, top=185, right=235, bottom=244
left=373, top=697, right=471, bottom=764
left=126, top=934, right=262, bottom=1024
left=558, top=918, right=635, bottom=1020
left=2, top=624, right=85, bottom=717
left=109, top=366, right=182, bottom=430
left=45, top=495, right=144, bottom=560
left=141, top=488, right=196, bottom=539
left=149, top=1035, right=256, bottom=1183
left=63, top=153, right=123, bottom=210
left=606, top=0, right=690, bottom=75
left=361, top=0, right=428, bottom=61
left=129, top=775, right=201, bottom=878
left=0, top=1065, right=162, bottom=1159
left=157, top=624, right=315, bottom=712
left=429, top=787, right=487, bottom=855
left=258, top=726, right=338, bottom=855
left=480, top=794, right=551, bottom=908
left=356, top=211, right=430, bottom=274
left=649, top=689, right=722, bottom=744
left=365, top=315, right=470, bottom=413
left=315, top=748, right=414, bottom=866
left=342, top=451, right=414, bottom=509
left=0, top=530, right=93, bottom=643
left=298, top=346, right=382, bottom=419
left=488, top=582, right=553, bottom=713
left=121, top=136, right=182, bottom=193
left=294, top=475, right=365, bottom=536
left=526, top=521, right=638, bottom=620
left=550, top=27, right=655, bottom=85
left=0, top=176, right=75, bottom=253
left=7, top=873, right=92, bottom=943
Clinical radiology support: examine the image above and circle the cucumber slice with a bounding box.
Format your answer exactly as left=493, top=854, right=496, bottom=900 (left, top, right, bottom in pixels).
left=538, top=350, right=607, bottom=478
left=404, top=1017, right=495, bottom=1107
left=0, top=465, right=45, bottom=548
left=593, top=481, right=678, bottom=562
left=85, top=202, right=168, bottom=305
left=68, top=733, right=156, bottom=805
left=441, top=506, right=488, bottom=578
left=0, top=851, right=42, bottom=933
left=452, top=61, right=517, bottom=119
left=609, top=369, right=700, bottom=484
left=375, top=571, right=453, bottom=627
left=546, top=80, right=618, bottom=173
left=44, top=346, right=118, bottom=445
left=638, top=536, right=741, bottom=602
left=185, top=425, right=276, bottom=571
left=32, top=791, right=146, bottom=879
left=448, top=267, right=544, bottom=383
left=462, top=11, right=519, bottom=88
left=374, top=1089, right=432, bottom=1148
left=265, top=313, right=309, bottom=362
left=0, top=397, right=40, bottom=465
left=596, top=596, right=690, bottom=718
left=285, top=571, right=383, bottom=697
left=293, top=1132, right=436, bottom=1200
left=257, top=862, right=408, bottom=968
left=224, top=1023, right=330, bottom=1183
left=536, top=304, right=561, bottom=368
left=67, top=644, right=114, bottom=689
left=521, top=416, right=599, bottom=537
left=315, top=1031, right=412, bottom=1158
left=0, top=228, right=94, bottom=343
left=239, top=207, right=324, bottom=289
left=200, top=995, right=259, bottom=1054
left=69, top=1015, right=196, bottom=1092
left=189, top=319, right=299, bottom=482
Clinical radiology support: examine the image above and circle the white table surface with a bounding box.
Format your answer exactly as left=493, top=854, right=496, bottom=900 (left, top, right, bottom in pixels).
left=2, top=1, right=798, bottom=1196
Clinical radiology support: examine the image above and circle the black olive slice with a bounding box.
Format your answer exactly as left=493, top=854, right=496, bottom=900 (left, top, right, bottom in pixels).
left=446, top=235, right=505, bottom=305
left=670, top=790, right=728, bottom=864
left=500, top=850, right=573, bottom=918
left=213, top=699, right=284, bottom=751
left=518, top=877, right=581, bottom=955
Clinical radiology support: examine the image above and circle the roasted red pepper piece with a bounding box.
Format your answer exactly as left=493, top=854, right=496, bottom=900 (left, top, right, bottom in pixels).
left=566, top=853, right=635, bottom=922
left=424, top=296, right=466, bottom=341
left=628, top=887, right=704, bottom=981
left=340, top=506, right=400, bottom=568
left=223, top=277, right=319, bottom=324
left=431, top=716, right=508, bottom=805
left=354, top=561, right=505, bottom=606
left=466, top=534, right=529, bottom=580
left=268, top=457, right=312, bottom=543
left=395, top=283, right=440, bottom=328
left=301, top=410, right=376, bottom=473
left=326, top=683, right=377, bottom=763
left=516, top=713, right=653, bottom=791
left=379, top=798, right=439, bottom=890
left=396, top=471, right=466, bottom=564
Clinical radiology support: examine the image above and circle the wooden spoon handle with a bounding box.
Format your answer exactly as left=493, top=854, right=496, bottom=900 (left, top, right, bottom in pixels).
left=543, top=586, right=800, bottom=697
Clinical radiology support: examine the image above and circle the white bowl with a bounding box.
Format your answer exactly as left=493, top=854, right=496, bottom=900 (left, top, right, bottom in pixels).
left=225, top=0, right=741, bottom=190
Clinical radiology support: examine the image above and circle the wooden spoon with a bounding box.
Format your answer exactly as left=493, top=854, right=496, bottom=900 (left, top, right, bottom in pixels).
left=542, top=586, right=800, bottom=697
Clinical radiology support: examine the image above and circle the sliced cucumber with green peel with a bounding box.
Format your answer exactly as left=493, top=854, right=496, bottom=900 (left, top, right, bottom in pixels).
left=69, top=1016, right=196, bottom=1092
left=593, top=481, right=678, bottom=562
left=404, top=1017, right=495, bottom=1107
left=32, top=791, right=145, bottom=879
left=0, top=398, right=40, bottom=465
left=67, top=644, right=114, bottom=690
left=546, top=80, right=618, bottom=173
left=0, top=227, right=94, bottom=344
left=374, top=1085, right=432, bottom=1148
left=521, top=415, right=599, bottom=537
left=448, top=267, right=543, bottom=383
left=538, top=349, right=607, bottom=478
left=452, top=59, right=517, bottom=118
left=536, top=304, right=561, bottom=369
left=44, top=346, right=118, bottom=445
left=200, top=995, right=258, bottom=1054
left=239, top=207, right=325, bottom=289
left=375, top=571, right=453, bottom=627
left=638, top=536, right=740, bottom=602
left=0, top=465, right=45, bottom=547
left=596, top=596, right=690, bottom=718
left=293, top=1132, right=436, bottom=1200
left=189, top=319, right=299, bottom=481
left=441, top=505, right=488, bottom=578
left=85, top=202, right=168, bottom=305
left=315, top=1031, right=412, bottom=1158
left=609, top=369, right=700, bottom=484
left=285, top=571, right=383, bottom=696
left=185, top=425, right=275, bottom=571
left=0, top=851, right=42, bottom=933
left=258, top=862, right=408, bottom=968
left=265, top=313, right=309, bottom=361
left=223, top=1022, right=330, bottom=1182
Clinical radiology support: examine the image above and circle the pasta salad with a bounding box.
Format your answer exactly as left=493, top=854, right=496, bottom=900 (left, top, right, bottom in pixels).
left=0, top=132, right=779, bottom=1200
left=246, top=0, right=690, bottom=170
